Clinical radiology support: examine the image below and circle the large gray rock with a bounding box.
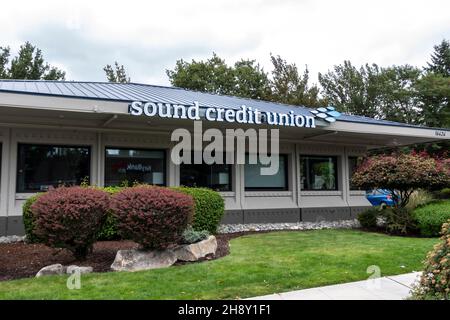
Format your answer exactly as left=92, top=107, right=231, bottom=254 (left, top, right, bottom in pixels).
left=66, top=265, right=93, bottom=274
left=35, top=264, right=65, bottom=277
left=174, top=236, right=217, bottom=261
left=111, top=249, right=177, bottom=272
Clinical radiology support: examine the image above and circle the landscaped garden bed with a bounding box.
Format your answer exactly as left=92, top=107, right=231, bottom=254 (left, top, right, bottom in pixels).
left=0, top=235, right=233, bottom=281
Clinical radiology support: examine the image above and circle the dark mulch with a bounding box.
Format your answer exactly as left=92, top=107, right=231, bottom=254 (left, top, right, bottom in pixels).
left=0, top=233, right=251, bottom=282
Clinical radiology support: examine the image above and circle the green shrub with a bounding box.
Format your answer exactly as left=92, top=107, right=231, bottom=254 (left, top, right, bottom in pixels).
left=172, top=187, right=224, bottom=234
left=381, top=207, right=418, bottom=235
left=96, top=186, right=123, bottom=240
left=182, top=226, right=210, bottom=244
left=410, top=220, right=450, bottom=300
left=413, top=200, right=450, bottom=237
left=357, top=207, right=379, bottom=229
left=22, top=193, right=43, bottom=243
left=434, top=188, right=450, bottom=200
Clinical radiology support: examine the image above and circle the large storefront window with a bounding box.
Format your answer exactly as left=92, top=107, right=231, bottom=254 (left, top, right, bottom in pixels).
left=104, top=148, right=166, bottom=187
left=348, top=156, right=363, bottom=190
left=245, top=154, right=288, bottom=191
left=180, top=156, right=232, bottom=191
left=17, top=144, right=91, bottom=193
left=300, top=155, right=338, bottom=191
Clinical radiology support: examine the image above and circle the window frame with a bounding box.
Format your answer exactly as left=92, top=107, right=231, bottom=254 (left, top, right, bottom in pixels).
left=300, top=154, right=339, bottom=191
left=244, top=153, right=289, bottom=191
left=348, top=156, right=363, bottom=191
left=104, top=146, right=167, bottom=187
left=16, top=143, right=92, bottom=193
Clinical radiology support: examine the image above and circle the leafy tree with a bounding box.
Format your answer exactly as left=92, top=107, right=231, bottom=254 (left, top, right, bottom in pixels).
left=416, top=73, right=450, bottom=128
left=269, top=54, right=321, bottom=107
left=318, top=61, right=379, bottom=117
left=426, top=39, right=450, bottom=77
left=377, top=65, right=422, bottom=124
left=232, top=59, right=271, bottom=100
left=104, top=61, right=131, bottom=83
left=166, top=53, right=234, bottom=94
left=352, top=153, right=449, bottom=208
left=0, top=42, right=65, bottom=80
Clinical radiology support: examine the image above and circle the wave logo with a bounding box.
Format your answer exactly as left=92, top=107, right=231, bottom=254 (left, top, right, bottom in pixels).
left=310, top=106, right=341, bottom=123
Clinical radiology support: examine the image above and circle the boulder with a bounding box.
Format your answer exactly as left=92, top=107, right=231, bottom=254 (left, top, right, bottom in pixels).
left=174, top=235, right=217, bottom=261
left=111, top=249, right=177, bottom=272
left=35, top=264, right=65, bottom=277
left=66, top=265, right=93, bottom=274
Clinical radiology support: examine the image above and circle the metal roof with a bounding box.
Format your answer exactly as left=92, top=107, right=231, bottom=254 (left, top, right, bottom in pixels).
left=0, top=79, right=444, bottom=130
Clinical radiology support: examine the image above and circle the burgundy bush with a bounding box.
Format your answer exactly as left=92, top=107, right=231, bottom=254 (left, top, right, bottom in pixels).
left=111, top=186, right=194, bottom=249
left=31, top=186, right=110, bottom=260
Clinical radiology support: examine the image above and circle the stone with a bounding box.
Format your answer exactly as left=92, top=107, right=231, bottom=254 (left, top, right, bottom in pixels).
left=111, top=249, right=177, bottom=272
left=174, top=236, right=217, bottom=261
left=66, top=265, right=93, bottom=274
left=0, top=235, right=25, bottom=244
left=36, top=264, right=65, bottom=277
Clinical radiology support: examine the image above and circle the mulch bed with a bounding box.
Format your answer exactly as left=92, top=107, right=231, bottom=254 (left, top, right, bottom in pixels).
left=0, top=233, right=249, bottom=282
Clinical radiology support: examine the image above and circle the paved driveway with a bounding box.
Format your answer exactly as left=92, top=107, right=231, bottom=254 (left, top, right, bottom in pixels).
left=246, top=272, right=421, bottom=300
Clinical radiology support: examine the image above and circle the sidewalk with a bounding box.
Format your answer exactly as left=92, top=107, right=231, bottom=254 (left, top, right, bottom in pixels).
left=246, top=272, right=421, bottom=300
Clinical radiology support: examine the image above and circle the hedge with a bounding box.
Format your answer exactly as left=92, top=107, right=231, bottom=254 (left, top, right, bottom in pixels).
left=22, top=193, right=43, bottom=243
left=172, top=187, right=225, bottom=234
left=22, top=185, right=224, bottom=242
left=413, top=200, right=450, bottom=237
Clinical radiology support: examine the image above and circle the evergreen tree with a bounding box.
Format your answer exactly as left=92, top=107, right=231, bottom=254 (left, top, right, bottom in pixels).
left=0, top=42, right=65, bottom=80
left=104, top=61, right=131, bottom=83
left=426, top=39, right=450, bottom=77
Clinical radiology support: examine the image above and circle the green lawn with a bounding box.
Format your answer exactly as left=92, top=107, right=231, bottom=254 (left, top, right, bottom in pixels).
left=0, top=229, right=438, bottom=299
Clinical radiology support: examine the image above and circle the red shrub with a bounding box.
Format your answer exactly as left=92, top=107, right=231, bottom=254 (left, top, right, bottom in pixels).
left=111, top=186, right=194, bottom=249
left=31, top=186, right=110, bottom=260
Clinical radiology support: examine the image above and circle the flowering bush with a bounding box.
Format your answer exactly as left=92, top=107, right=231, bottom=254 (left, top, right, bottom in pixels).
left=31, top=186, right=110, bottom=260
left=111, top=186, right=194, bottom=249
left=411, top=220, right=450, bottom=300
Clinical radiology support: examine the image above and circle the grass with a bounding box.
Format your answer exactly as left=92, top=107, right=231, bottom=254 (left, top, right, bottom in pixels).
left=0, top=229, right=438, bottom=300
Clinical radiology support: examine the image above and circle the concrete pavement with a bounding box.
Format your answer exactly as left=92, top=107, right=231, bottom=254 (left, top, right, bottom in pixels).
left=246, top=272, right=421, bottom=300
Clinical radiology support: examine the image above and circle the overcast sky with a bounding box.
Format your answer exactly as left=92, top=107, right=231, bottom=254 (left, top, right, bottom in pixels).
left=1, top=0, right=449, bottom=85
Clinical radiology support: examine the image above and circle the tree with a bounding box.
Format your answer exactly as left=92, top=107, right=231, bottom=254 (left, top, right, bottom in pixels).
left=377, top=65, right=422, bottom=124
left=104, top=61, right=131, bottom=83
left=232, top=59, right=271, bottom=100
left=426, top=39, right=450, bottom=77
left=166, top=53, right=321, bottom=105
left=352, top=153, right=449, bottom=208
left=166, top=53, right=234, bottom=94
left=269, top=54, right=321, bottom=107
left=0, top=42, right=65, bottom=80
left=318, top=61, right=379, bottom=117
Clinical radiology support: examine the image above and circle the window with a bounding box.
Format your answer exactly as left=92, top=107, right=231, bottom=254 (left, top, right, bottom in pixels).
left=17, top=144, right=91, bottom=193
left=104, top=148, right=166, bottom=187
left=245, top=154, right=288, bottom=191
left=300, top=155, right=338, bottom=191
left=348, top=156, right=363, bottom=190
left=180, top=155, right=232, bottom=191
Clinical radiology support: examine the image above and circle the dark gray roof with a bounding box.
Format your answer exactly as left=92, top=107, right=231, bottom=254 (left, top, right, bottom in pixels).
left=0, top=79, right=444, bottom=130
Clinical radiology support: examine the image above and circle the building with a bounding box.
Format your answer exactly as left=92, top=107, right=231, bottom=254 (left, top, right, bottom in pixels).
left=0, top=80, right=448, bottom=236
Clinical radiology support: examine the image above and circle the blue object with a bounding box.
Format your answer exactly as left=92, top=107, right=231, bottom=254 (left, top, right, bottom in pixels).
left=366, top=189, right=398, bottom=207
